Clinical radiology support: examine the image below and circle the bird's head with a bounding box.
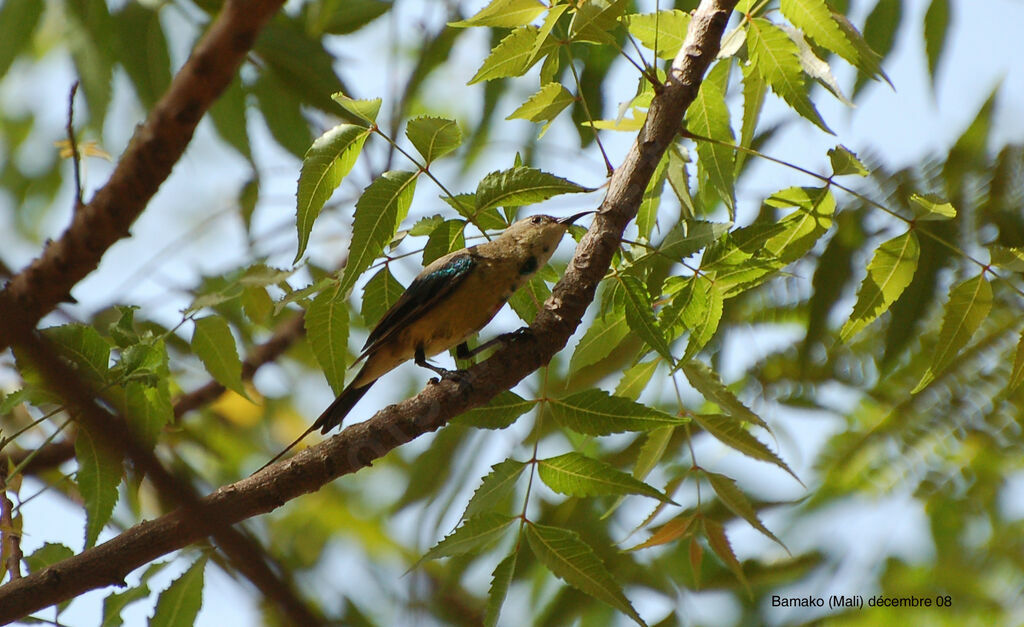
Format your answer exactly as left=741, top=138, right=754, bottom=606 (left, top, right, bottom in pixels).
left=497, top=211, right=594, bottom=265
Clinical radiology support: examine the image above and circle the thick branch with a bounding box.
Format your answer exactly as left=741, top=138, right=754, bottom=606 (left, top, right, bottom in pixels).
left=0, top=0, right=737, bottom=618
left=0, top=0, right=286, bottom=352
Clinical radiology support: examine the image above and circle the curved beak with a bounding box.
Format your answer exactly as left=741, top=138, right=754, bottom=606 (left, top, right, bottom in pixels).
left=559, top=210, right=596, bottom=225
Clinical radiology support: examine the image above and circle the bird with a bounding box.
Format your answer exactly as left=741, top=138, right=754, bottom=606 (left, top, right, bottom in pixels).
left=258, top=210, right=594, bottom=471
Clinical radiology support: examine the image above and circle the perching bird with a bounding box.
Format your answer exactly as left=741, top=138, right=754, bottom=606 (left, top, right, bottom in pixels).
left=259, top=211, right=594, bottom=470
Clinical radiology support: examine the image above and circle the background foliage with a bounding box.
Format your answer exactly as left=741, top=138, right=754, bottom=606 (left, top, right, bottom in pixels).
left=1, top=0, right=1023, bottom=625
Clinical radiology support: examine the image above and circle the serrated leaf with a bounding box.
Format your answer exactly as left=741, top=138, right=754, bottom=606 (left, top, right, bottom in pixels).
left=453, top=390, right=534, bottom=429
left=662, top=277, right=723, bottom=360
left=783, top=24, right=852, bottom=107
left=780, top=0, right=860, bottom=67
left=44, top=324, right=110, bottom=385
left=570, top=0, right=629, bottom=46
left=858, top=0, right=901, bottom=94
left=625, top=514, right=695, bottom=551
left=615, top=359, right=660, bottom=401
left=340, top=170, right=418, bottom=296
left=101, top=584, right=151, bottom=627
left=681, top=361, right=769, bottom=431
left=621, top=10, right=690, bottom=59
left=637, top=152, right=668, bottom=240
left=909, top=193, right=956, bottom=220
left=831, top=11, right=891, bottom=88
left=924, top=0, right=950, bottom=81
left=470, top=25, right=552, bottom=84
left=306, top=286, right=349, bottom=395
left=702, top=518, right=749, bottom=593
left=330, top=91, right=381, bottom=124
left=705, top=471, right=787, bottom=550
left=406, top=116, right=463, bottom=163
left=507, top=273, right=552, bottom=324
left=913, top=274, right=992, bottom=393
left=839, top=231, right=920, bottom=341
left=484, top=552, right=518, bottom=627
left=150, top=557, right=207, bottom=627
left=442, top=193, right=509, bottom=232
left=507, top=82, right=574, bottom=133
left=747, top=18, right=832, bottom=134
left=361, top=267, right=405, bottom=327
left=526, top=523, right=646, bottom=626
left=762, top=186, right=836, bottom=263
left=76, top=429, right=122, bottom=548
left=423, top=219, right=467, bottom=265
left=828, top=144, right=868, bottom=176
left=737, top=63, right=766, bottom=175
left=685, top=77, right=736, bottom=215
left=450, top=0, right=546, bottom=28
left=25, top=542, right=73, bottom=572
left=422, top=513, right=515, bottom=561
left=692, top=414, right=799, bottom=482
left=569, top=309, right=630, bottom=374
left=464, top=459, right=527, bottom=519
left=549, top=389, right=685, bottom=435
left=124, top=382, right=171, bottom=449
left=475, top=166, right=590, bottom=212
left=617, top=274, right=673, bottom=363
left=538, top=452, right=672, bottom=502
left=191, top=317, right=246, bottom=397
left=294, top=124, right=370, bottom=261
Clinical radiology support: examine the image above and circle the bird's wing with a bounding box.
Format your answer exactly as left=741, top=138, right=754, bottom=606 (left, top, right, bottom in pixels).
left=358, top=251, right=476, bottom=359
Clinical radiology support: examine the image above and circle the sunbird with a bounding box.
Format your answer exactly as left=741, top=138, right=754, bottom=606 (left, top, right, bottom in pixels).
left=260, top=211, right=594, bottom=470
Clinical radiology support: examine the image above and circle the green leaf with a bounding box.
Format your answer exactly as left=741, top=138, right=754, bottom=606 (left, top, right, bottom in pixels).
left=621, top=10, right=690, bottom=59
left=828, top=144, right=868, bottom=176
left=692, top=413, right=799, bottom=482
left=361, top=267, right=405, bottom=327
left=442, top=193, right=509, bottom=231
left=780, top=0, right=860, bottom=67
left=615, top=359, right=660, bottom=401
left=653, top=221, right=732, bottom=266
left=475, top=166, right=590, bottom=212
left=308, top=0, right=391, bottom=35
left=76, top=428, right=122, bottom=548
left=339, top=170, right=419, bottom=296
left=685, top=76, right=736, bottom=215
left=406, top=116, right=463, bottom=163
left=549, top=389, right=685, bottom=435
left=0, top=0, right=43, bottom=82
left=150, top=557, right=207, bottom=627
left=114, top=3, right=171, bottom=110
left=831, top=11, right=891, bottom=89
left=101, top=584, right=151, bottom=627
left=924, top=0, right=951, bottom=80
left=253, top=70, right=313, bottom=158
left=294, top=124, right=371, bottom=262
left=913, top=274, right=993, bottom=393
left=124, top=382, right=171, bottom=449
left=423, top=219, right=467, bottom=265
left=662, top=277, right=723, bottom=360
left=453, top=391, right=534, bottom=430
left=762, top=186, right=836, bottom=263
left=330, top=91, right=381, bottom=124
left=44, top=324, right=110, bottom=385
left=422, top=513, right=515, bottom=561
left=506, top=82, right=575, bottom=135
left=208, top=77, right=251, bottom=161
left=680, top=361, right=769, bottom=431
left=703, top=517, right=749, bottom=593
left=858, top=0, right=901, bottom=94
left=747, top=18, right=832, bottom=134
left=538, top=452, right=672, bottom=502
left=990, top=246, right=1024, bottom=273
left=25, top=542, right=73, bottom=572
left=255, top=16, right=349, bottom=117
left=909, top=193, right=957, bottom=221
left=526, top=523, right=646, bottom=626
left=191, top=317, right=246, bottom=397
left=470, top=25, right=552, bottom=84
left=637, top=152, right=668, bottom=240
left=464, top=459, right=527, bottom=519
left=617, top=274, right=673, bottom=363
left=570, top=0, right=629, bottom=45
left=306, top=286, right=350, bottom=395
left=68, top=0, right=114, bottom=129
left=839, top=231, right=920, bottom=342
left=736, top=63, right=766, bottom=175
left=507, top=272, right=552, bottom=324
left=484, top=552, right=518, bottom=627
left=1007, top=331, right=1024, bottom=394
left=450, top=0, right=546, bottom=28
left=569, top=309, right=630, bottom=374
left=705, top=471, right=787, bottom=550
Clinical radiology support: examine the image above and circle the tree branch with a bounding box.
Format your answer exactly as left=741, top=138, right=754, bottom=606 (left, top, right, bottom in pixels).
left=0, top=0, right=286, bottom=352
left=0, top=0, right=737, bottom=618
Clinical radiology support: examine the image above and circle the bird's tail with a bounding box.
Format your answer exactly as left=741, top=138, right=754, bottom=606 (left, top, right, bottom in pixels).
left=254, top=379, right=375, bottom=474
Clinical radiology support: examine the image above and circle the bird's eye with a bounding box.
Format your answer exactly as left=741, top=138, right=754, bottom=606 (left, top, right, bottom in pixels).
left=531, top=216, right=543, bottom=225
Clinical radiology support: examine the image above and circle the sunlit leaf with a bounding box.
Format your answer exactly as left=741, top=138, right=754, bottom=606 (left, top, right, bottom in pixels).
left=621, top=10, right=691, bottom=59
left=549, top=389, right=685, bottom=435
left=331, top=91, right=381, bottom=124
left=569, top=308, right=630, bottom=374
left=909, top=192, right=957, bottom=221
left=470, top=25, right=553, bottom=84
left=685, top=75, right=736, bottom=215
left=913, top=274, right=992, bottom=392
left=828, top=144, right=868, bottom=176
left=840, top=231, right=920, bottom=341
left=406, top=116, right=463, bottom=163
left=538, top=452, right=673, bottom=502
left=450, top=0, right=546, bottom=28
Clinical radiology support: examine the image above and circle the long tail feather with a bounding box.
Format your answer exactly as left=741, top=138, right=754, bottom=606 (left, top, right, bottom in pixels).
left=254, top=379, right=375, bottom=474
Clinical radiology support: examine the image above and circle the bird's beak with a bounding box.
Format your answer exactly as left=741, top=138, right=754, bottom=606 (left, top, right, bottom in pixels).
left=559, top=210, right=596, bottom=225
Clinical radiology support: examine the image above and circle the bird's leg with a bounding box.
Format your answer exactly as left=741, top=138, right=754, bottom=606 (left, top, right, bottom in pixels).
left=456, top=328, right=533, bottom=361
left=415, top=346, right=467, bottom=383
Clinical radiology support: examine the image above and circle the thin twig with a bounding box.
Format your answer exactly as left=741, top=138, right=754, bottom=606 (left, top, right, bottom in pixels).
left=66, top=82, right=83, bottom=211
